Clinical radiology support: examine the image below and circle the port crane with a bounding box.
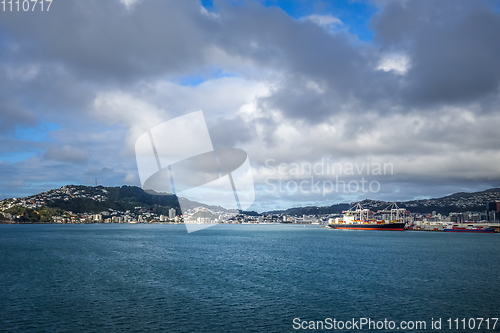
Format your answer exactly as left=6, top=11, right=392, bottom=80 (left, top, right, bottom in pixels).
left=342, top=202, right=371, bottom=221
left=377, top=202, right=407, bottom=222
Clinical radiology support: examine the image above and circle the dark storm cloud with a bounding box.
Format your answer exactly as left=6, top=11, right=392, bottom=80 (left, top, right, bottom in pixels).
left=0, top=0, right=217, bottom=144
left=0, top=69, right=39, bottom=131
left=2, top=0, right=499, bottom=124
left=213, top=2, right=399, bottom=122
left=206, top=115, right=254, bottom=148
left=372, top=0, right=500, bottom=106
left=2, top=0, right=389, bottom=127
left=0, top=0, right=217, bottom=82
left=19, top=66, right=96, bottom=115
left=0, top=99, right=37, bottom=131
left=258, top=78, right=334, bottom=122
left=43, top=145, right=89, bottom=163
left=213, top=0, right=500, bottom=124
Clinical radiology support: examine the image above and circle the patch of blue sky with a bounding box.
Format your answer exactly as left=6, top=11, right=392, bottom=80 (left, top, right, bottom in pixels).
left=14, top=121, right=60, bottom=142
left=201, top=0, right=214, bottom=10
left=0, top=151, right=37, bottom=164
left=176, top=75, right=207, bottom=87
left=0, top=28, right=15, bottom=50
left=174, top=68, right=239, bottom=86
left=0, top=181, right=70, bottom=200
left=491, top=0, right=500, bottom=14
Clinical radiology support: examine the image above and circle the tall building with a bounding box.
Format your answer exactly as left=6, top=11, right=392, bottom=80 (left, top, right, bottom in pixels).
left=169, top=208, right=176, bottom=219
left=486, top=201, right=499, bottom=212
left=488, top=211, right=496, bottom=222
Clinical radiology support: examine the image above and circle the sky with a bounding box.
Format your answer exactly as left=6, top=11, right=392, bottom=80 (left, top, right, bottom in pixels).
left=1, top=0, right=500, bottom=212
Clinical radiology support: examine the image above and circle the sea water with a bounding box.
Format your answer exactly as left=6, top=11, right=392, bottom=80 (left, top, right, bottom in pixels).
left=1, top=224, right=499, bottom=332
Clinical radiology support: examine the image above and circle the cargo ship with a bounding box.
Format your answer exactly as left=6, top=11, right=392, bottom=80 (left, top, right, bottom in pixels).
left=444, top=225, right=495, bottom=233
left=328, top=202, right=406, bottom=231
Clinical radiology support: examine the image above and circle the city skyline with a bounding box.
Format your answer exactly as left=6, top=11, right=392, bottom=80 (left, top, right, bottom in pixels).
left=1, top=0, right=500, bottom=212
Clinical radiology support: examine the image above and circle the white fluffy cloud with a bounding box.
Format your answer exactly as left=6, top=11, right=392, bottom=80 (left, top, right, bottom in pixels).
left=376, top=53, right=411, bottom=74
left=301, top=14, right=342, bottom=28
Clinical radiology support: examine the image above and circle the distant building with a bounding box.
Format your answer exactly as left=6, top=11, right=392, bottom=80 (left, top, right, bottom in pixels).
left=486, top=201, right=499, bottom=212
left=169, top=208, right=176, bottom=219
left=488, top=211, right=496, bottom=222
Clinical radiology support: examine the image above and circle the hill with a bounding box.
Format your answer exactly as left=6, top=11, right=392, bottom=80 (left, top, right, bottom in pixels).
left=0, top=185, right=181, bottom=222
left=0, top=185, right=240, bottom=223
left=264, top=188, right=500, bottom=216
left=2, top=185, right=500, bottom=222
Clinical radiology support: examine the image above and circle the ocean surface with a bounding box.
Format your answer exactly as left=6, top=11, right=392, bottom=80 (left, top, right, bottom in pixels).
left=1, top=224, right=499, bottom=332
